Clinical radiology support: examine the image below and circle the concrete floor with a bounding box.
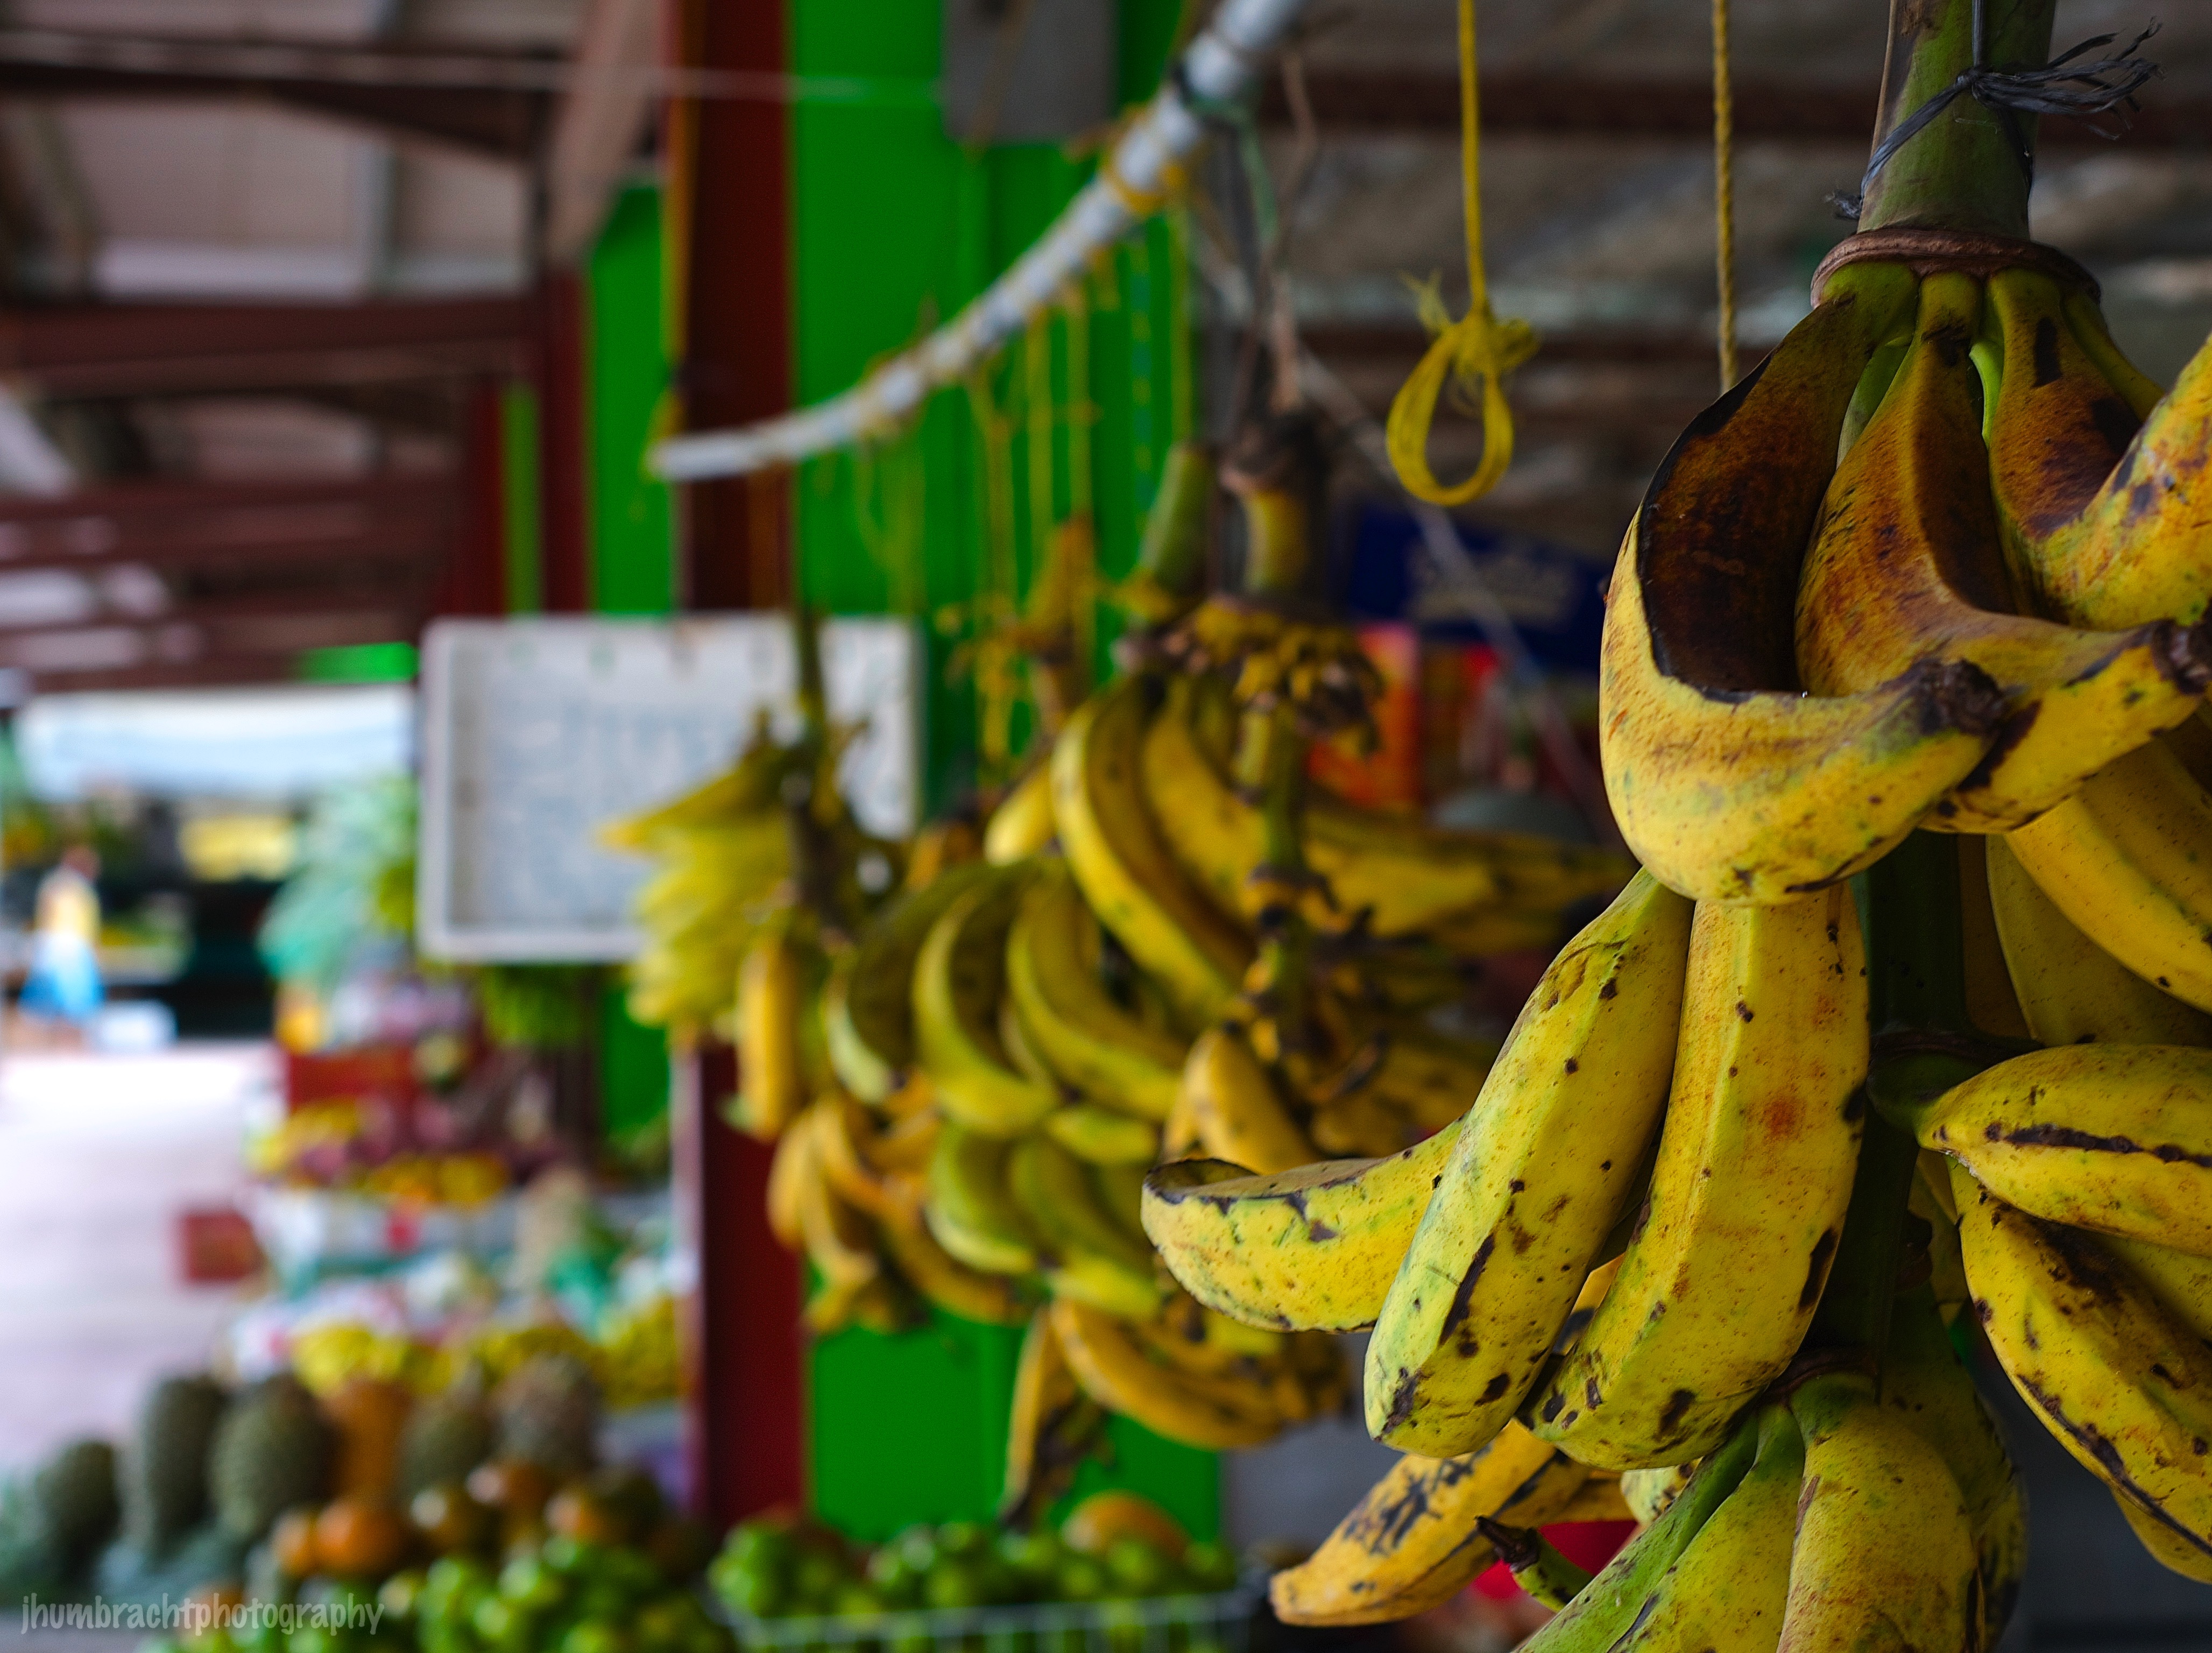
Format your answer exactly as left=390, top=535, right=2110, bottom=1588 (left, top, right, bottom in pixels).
left=0, top=1044, right=273, bottom=1478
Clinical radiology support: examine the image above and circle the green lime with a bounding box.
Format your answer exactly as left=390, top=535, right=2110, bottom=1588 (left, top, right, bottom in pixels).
left=864, top=1546, right=920, bottom=1605
left=376, top=1571, right=425, bottom=1623
left=559, top=1623, right=637, bottom=1653
left=573, top=1584, right=634, bottom=1624
left=830, top=1581, right=886, bottom=1618
left=892, top=1525, right=939, bottom=1573
left=715, top=1563, right=783, bottom=1619
left=632, top=1599, right=692, bottom=1653
left=934, top=1521, right=989, bottom=1559
left=1103, top=1538, right=1171, bottom=1597
left=499, top=1556, right=563, bottom=1610
left=1054, top=1556, right=1107, bottom=1602
left=788, top=1548, right=846, bottom=1609
left=542, top=1535, right=590, bottom=1574
left=995, top=1529, right=1064, bottom=1586
left=921, top=1559, right=987, bottom=1612
left=470, top=1595, right=522, bottom=1644
left=288, top=1629, right=339, bottom=1653
left=1181, top=1541, right=1238, bottom=1593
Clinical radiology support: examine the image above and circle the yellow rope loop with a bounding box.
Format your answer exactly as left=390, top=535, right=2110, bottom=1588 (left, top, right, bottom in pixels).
left=1382, top=0, right=1533, bottom=508
left=1099, top=153, right=1189, bottom=221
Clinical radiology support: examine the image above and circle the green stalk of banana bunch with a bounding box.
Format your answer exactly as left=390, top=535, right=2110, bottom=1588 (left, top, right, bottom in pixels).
left=1857, top=0, right=2056, bottom=238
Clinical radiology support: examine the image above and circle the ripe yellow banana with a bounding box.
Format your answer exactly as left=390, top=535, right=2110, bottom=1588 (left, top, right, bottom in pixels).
left=1052, top=677, right=1252, bottom=1027
left=1619, top=1460, right=1695, bottom=1525
left=794, top=1140, right=882, bottom=1293
left=1007, top=1134, right=1164, bottom=1318
left=2118, top=1490, right=2212, bottom=1584
left=1599, top=260, right=2008, bottom=904
left=1360, top=1028, right=1500, bottom=1130
left=875, top=1177, right=1031, bottom=1326
left=824, top=860, right=997, bottom=1102
left=1267, top=1423, right=1589, bottom=1626
left=925, top=1122, right=1038, bottom=1275
left=1796, top=270, right=2211, bottom=832
left=1529, top=886, right=1867, bottom=1471
left=1143, top=1120, right=1462, bottom=1332
left=1178, top=1023, right=1318, bottom=1175
left=765, top=1102, right=819, bottom=1248
left=731, top=916, right=809, bottom=1140
left=1366, top=871, right=1693, bottom=1456
left=1882, top=1285, right=2028, bottom=1647
left=912, top=868, right=1059, bottom=1135
left=1777, top=1368, right=1977, bottom=1653
left=2005, top=736, right=2212, bottom=1015
left=2104, top=1230, right=2212, bottom=1341
left=1897, top=1043, right=2212, bottom=1255
left=811, top=1090, right=889, bottom=1218
left=1989, top=266, right=2212, bottom=633
left=1953, top=1167, right=2212, bottom=1568
left=1049, top=1298, right=1282, bottom=1451
left=1984, top=833, right=2212, bottom=1044
left=1003, top=861, right=1186, bottom=1120
left=984, top=763, right=1057, bottom=864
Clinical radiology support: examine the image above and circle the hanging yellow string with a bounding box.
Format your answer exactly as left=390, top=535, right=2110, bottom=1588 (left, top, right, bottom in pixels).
left=1383, top=0, right=1536, bottom=507
left=963, top=370, right=1023, bottom=777
left=1713, top=0, right=1740, bottom=390
left=1025, top=312, right=1056, bottom=554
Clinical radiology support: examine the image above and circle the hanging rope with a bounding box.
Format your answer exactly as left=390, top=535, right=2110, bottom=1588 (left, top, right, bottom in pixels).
left=1712, top=0, right=1738, bottom=391
left=1382, top=0, right=1535, bottom=507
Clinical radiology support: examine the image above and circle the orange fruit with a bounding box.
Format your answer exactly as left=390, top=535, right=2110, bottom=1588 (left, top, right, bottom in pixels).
left=272, top=1507, right=322, bottom=1579
left=546, top=1486, right=629, bottom=1547
left=466, top=1458, right=554, bottom=1521
left=1061, top=1492, right=1188, bottom=1561
left=313, top=1496, right=411, bottom=1578
left=408, top=1482, right=496, bottom=1556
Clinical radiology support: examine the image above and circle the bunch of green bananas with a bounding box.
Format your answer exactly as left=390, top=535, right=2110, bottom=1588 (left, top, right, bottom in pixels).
left=1139, top=240, right=2212, bottom=1638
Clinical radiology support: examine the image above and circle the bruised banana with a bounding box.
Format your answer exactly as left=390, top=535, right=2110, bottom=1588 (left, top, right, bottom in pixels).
left=1794, top=270, right=2212, bottom=833
left=824, top=860, right=997, bottom=1102
left=1007, top=1134, right=1163, bottom=1318
left=913, top=867, right=1059, bottom=1135
left=1893, top=1043, right=2212, bottom=1255
left=1003, top=860, right=1186, bottom=1121
left=1052, top=676, right=1252, bottom=1027
left=2004, top=736, right=2212, bottom=1015
left=1002, top=1307, right=1106, bottom=1523
left=1529, top=886, right=1867, bottom=1471
left=1142, top=1120, right=1463, bottom=1332
left=1049, top=1298, right=1282, bottom=1451
left=1267, top=1423, right=1590, bottom=1626
left=1515, top=1415, right=1760, bottom=1653
left=1953, top=1169, right=2212, bottom=1570
left=1365, top=871, right=1693, bottom=1455
left=1600, top=260, right=2006, bottom=905
left=1777, top=1368, right=1978, bottom=1653
left=1984, top=834, right=2212, bottom=1045
left=1988, top=264, right=2212, bottom=632
left=1179, top=1022, right=1319, bottom=1175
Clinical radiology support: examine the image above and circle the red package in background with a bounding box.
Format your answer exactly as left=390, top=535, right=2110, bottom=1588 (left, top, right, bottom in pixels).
left=1309, top=623, right=1423, bottom=811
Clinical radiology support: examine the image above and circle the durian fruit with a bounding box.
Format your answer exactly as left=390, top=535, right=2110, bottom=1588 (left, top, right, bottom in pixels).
left=33, top=1439, right=118, bottom=1572
left=208, top=1376, right=333, bottom=1544
left=395, top=1389, right=494, bottom=1502
left=322, top=1379, right=411, bottom=1502
left=493, top=1355, right=600, bottom=1480
left=0, top=1484, right=67, bottom=1603
left=119, top=1375, right=227, bottom=1559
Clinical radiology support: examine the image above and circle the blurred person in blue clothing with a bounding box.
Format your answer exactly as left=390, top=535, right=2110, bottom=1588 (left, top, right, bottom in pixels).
left=20, top=844, right=103, bottom=1032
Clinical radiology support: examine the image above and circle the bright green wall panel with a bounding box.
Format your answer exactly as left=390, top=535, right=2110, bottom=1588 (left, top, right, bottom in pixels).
left=587, top=184, right=676, bottom=616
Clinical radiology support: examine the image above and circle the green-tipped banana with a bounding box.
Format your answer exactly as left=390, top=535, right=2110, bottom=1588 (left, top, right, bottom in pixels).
left=926, top=1123, right=1039, bottom=1275
left=913, top=867, right=1059, bottom=1136
left=825, top=861, right=998, bottom=1101
left=1008, top=1134, right=1164, bottom=1318
left=1042, top=1102, right=1161, bottom=1166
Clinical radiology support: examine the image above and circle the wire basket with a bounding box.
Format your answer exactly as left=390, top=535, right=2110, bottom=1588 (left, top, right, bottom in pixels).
left=717, top=1579, right=1265, bottom=1653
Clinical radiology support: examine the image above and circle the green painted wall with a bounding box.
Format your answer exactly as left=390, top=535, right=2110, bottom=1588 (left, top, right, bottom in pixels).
left=584, top=182, right=675, bottom=1127
left=786, top=0, right=1214, bottom=1542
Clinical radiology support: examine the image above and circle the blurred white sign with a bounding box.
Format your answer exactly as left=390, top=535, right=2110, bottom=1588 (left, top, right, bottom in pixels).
left=418, top=614, right=919, bottom=962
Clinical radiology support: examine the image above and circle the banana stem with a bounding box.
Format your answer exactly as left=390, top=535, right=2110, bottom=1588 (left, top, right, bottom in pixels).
left=1858, top=0, right=2056, bottom=237
left=1811, top=831, right=1973, bottom=1357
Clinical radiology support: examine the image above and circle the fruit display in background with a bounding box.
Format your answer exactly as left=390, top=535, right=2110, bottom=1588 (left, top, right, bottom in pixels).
left=707, top=1492, right=1239, bottom=1622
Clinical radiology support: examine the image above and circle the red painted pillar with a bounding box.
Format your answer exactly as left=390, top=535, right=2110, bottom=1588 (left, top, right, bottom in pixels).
left=668, top=0, right=807, bottom=1528
left=432, top=379, right=508, bottom=617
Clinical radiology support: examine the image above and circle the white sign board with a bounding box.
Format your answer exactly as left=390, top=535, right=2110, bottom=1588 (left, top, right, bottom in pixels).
left=418, top=615, right=919, bottom=962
